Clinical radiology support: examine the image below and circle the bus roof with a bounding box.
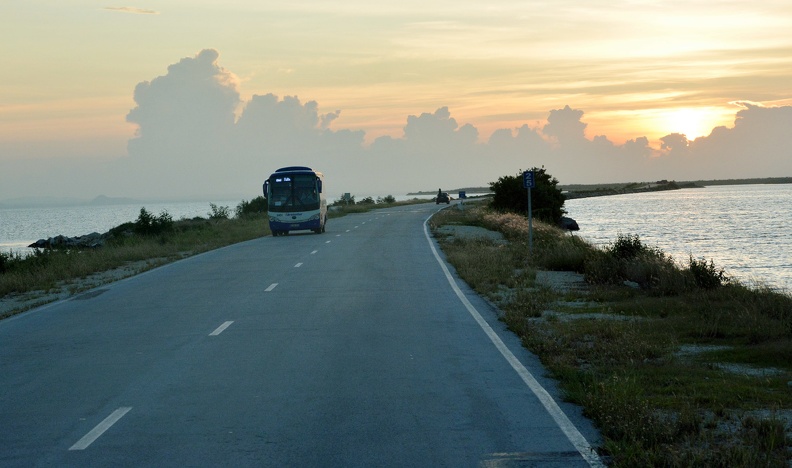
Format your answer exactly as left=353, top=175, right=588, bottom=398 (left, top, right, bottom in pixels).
left=275, top=166, right=314, bottom=173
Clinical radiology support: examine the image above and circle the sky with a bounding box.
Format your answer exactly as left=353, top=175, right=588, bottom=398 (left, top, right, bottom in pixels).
left=1, top=1, right=792, bottom=201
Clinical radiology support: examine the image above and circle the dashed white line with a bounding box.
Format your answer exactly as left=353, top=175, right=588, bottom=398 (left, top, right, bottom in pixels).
left=311, top=250, right=318, bottom=255
left=69, top=407, right=132, bottom=451
left=346, top=230, right=351, bottom=233
left=336, top=234, right=341, bottom=237
left=325, top=240, right=331, bottom=244
left=295, top=263, right=303, bottom=268
left=209, top=321, right=234, bottom=336
left=265, top=283, right=278, bottom=292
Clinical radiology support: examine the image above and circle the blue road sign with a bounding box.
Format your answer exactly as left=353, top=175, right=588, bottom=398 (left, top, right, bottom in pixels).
left=523, top=170, right=535, bottom=189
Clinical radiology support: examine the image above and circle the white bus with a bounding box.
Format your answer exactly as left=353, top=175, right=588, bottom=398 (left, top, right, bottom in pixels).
left=263, top=166, right=327, bottom=236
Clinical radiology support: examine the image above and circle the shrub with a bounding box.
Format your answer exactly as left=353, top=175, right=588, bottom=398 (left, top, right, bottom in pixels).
left=235, top=196, right=267, bottom=218
left=584, top=234, right=690, bottom=293
left=134, top=208, right=173, bottom=236
left=377, top=195, right=397, bottom=204
left=333, top=194, right=355, bottom=206
left=358, top=196, right=375, bottom=205
left=489, top=166, right=566, bottom=223
left=208, top=203, right=231, bottom=220
left=608, top=233, right=651, bottom=260
left=688, top=256, right=730, bottom=289
left=0, top=251, right=10, bottom=274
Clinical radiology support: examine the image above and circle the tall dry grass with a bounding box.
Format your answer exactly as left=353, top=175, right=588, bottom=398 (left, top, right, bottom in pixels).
left=432, top=204, right=792, bottom=467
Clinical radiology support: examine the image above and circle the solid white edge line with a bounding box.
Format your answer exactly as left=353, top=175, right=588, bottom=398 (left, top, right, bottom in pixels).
left=265, top=283, right=278, bottom=292
left=209, top=320, right=234, bottom=336
left=422, top=215, right=604, bottom=468
left=69, top=407, right=132, bottom=451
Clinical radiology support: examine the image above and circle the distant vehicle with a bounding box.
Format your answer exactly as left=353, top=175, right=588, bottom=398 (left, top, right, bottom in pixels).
left=263, top=166, right=327, bottom=236
left=436, top=192, right=450, bottom=204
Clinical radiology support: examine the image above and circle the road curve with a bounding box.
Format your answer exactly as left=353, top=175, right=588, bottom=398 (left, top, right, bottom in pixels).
left=0, top=202, right=602, bottom=467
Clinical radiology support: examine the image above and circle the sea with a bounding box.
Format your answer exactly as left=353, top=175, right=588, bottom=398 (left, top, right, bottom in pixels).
left=0, top=194, right=433, bottom=255
left=564, top=184, right=792, bottom=293
left=1, top=185, right=790, bottom=293
left=0, top=200, right=244, bottom=255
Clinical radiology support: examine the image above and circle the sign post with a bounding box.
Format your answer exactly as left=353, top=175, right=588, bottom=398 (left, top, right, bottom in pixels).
left=458, top=190, right=466, bottom=211
left=523, top=171, right=535, bottom=254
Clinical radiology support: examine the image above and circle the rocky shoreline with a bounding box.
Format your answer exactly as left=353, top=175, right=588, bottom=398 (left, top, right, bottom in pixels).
left=28, top=232, right=107, bottom=249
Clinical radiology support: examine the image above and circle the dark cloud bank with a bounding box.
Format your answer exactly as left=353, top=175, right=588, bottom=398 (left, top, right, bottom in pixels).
left=5, top=49, right=792, bottom=201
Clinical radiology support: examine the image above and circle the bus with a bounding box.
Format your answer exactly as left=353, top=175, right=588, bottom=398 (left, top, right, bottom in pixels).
left=263, top=166, right=327, bottom=236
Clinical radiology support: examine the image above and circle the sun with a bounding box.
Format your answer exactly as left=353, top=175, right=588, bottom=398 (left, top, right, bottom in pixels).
left=662, top=107, right=718, bottom=140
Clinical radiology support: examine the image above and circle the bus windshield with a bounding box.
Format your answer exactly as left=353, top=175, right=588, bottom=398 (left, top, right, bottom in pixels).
left=268, top=174, right=320, bottom=212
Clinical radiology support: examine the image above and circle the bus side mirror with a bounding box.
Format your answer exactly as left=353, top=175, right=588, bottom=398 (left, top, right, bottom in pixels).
left=317, top=179, right=323, bottom=194
left=263, top=181, right=269, bottom=199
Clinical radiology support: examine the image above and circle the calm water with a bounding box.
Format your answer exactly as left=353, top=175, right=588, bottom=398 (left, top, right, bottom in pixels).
left=0, top=200, right=242, bottom=254
left=565, top=184, right=792, bottom=293
left=0, top=194, right=431, bottom=255
left=3, top=187, right=790, bottom=292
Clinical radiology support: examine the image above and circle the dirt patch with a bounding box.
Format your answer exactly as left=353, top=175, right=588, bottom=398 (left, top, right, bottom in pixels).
left=535, top=270, right=588, bottom=294
left=434, top=225, right=507, bottom=244
left=0, top=258, right=166, bottom=319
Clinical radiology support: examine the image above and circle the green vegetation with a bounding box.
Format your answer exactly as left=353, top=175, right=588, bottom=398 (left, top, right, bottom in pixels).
left=0, top=199, right=269, bottom=302
left=431, top=204, right=792, bottom=467
left=1, top=195, right=429, bottom=317
left=329, top=194, right=421, bottom=215
left=489, top=167, right=566, bottom=223
left=234, top=195, right=267, bottom=218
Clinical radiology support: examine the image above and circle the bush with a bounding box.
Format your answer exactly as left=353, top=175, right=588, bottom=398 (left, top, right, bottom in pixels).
left=0, top=251, right=10, bottom=274
left=608, top=233, right=650, bottom=260
left=489, top=167, right=566, bottom=223
left=134, top=208, right=174, bottom=236
left=333, top=194, right=355, bottom=206
left=208, top=203, right=231, bottom=220
left=235, top=196, right=267, bottom=218
left=358, top=196, right=375, bottom=205
left=585, top=233, right=689, bottom=293
left=377, top=195, right=397, bottom=204
left=689, top=256, right=730, bottom=289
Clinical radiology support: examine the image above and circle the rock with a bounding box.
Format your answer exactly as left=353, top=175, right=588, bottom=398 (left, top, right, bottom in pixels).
left=623, top=280, right=641, bottom=289
left=558, top=216, right=580, bottom=231
left=28, top=232, right=105, bottom=249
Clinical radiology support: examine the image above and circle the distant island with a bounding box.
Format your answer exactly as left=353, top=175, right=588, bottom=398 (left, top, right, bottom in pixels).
left=408, top=177, right=792, bottom=200
left=562, top=177, right=792, bottom=199
left=562, top=180, right=700, bottom=199
left=0, top=195, right=142, bottom=209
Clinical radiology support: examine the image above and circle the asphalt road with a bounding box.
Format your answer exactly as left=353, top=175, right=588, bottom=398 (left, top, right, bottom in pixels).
left=0, top=202, right=603, bottom=467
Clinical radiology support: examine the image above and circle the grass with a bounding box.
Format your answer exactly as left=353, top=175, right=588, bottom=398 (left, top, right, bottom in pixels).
left=0, top=215, right=267, bottom=300
left=0, top=198, right=428, bottom=316
left=430, top=203, right=792, bottom=467
left=5, top=197, right=790, bottom=464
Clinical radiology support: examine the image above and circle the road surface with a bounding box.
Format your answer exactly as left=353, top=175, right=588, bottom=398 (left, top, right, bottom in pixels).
left=0, top=202, right=603, bottom=466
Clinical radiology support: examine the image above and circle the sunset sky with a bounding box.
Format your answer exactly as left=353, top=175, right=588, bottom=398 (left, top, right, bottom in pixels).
left=2, top=1, right=792, bottom=200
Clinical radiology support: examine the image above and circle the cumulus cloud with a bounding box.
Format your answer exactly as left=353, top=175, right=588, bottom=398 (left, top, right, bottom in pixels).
left=3, top=49, right=790, bottom=201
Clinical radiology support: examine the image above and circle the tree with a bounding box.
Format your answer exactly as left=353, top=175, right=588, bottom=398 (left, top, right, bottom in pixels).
left=489, top=167, right=566, bottom=223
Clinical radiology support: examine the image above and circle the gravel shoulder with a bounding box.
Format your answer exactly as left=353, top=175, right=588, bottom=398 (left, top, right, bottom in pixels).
left=0, top=258, right=166, bottom=319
